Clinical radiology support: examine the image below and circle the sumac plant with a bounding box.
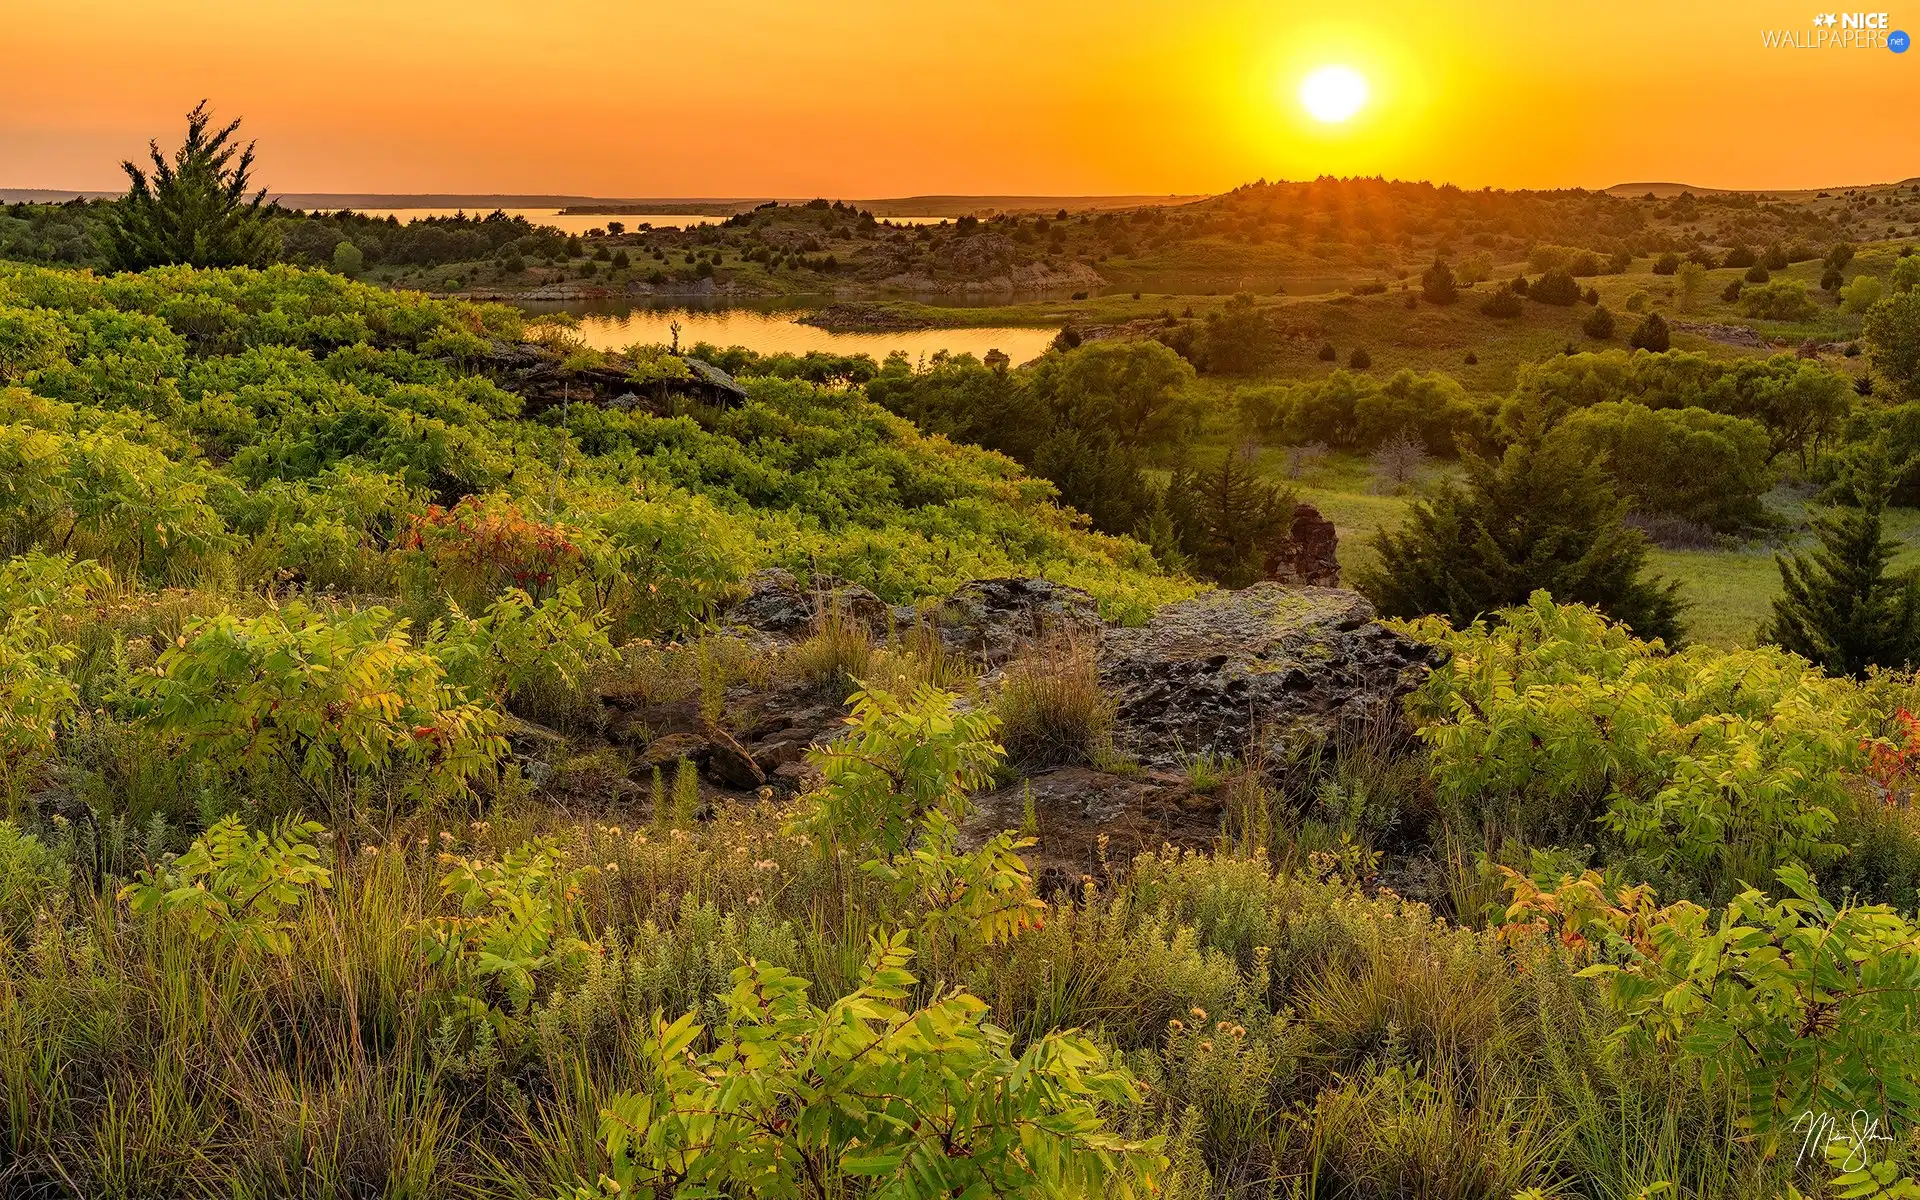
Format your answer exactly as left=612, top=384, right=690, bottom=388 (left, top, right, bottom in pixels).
left=120, top=816, right=331, bottom=957
left=399, top=495, right=582, bottom=607
left=1549, top=866, right=1920, bottom=1146
left=554, top=933, right=1163, bottom=1200
left=126, top=601, right=505, bottom=813
left=797, top=685, right=1044, bottom=955
left=1403, top=593, right=1868, bottom=899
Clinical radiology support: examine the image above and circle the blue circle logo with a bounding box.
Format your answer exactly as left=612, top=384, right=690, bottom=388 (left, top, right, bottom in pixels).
left=1893, top=29, right=1912, bottom=51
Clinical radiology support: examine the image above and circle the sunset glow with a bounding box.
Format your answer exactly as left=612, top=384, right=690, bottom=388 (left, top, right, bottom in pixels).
left=1299, top=66, right=1369, bottom=124
left=2, top=1, right=1917, bottom=197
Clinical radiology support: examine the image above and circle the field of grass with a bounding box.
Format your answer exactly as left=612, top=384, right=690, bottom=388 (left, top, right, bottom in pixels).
left=895, top=245, right=1899, bottom=392
left=1257, top=450, right=1920, bottom=648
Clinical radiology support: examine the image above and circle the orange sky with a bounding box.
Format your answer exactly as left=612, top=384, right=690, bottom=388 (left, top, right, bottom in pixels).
left=4, top=0, right=1917, bottom=197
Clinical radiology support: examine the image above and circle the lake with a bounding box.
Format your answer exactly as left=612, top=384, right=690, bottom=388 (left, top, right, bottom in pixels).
left=519, top=302, right=1059, bottom=364
left=351, top=208, right=728, bottom=236
left=348, top=207, right=959, bottom=236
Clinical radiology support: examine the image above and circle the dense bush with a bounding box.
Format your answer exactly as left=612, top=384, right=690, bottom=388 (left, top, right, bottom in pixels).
left=1405, top=594, right=1871, bottom=901
left=1864, top=288, right=1920, bottom=398
left=1358, top=437, right=1684, bottom=642
left=1741, top=280, right=1820, bottom=321
left=1543, top=401, right=1774, bottom=533
left=1507, top=349, right=1851, bottom=465
left=1237, top=368, right=1494, bottom=456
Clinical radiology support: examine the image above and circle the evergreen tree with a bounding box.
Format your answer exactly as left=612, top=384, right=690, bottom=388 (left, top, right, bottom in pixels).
left=1529, top=269, right=1581, bottom=306
left=101, top=102, right=277, bottom=271
left=1356, top=434, right=1684, bottom=640
left=1582, top=305, right=1615, bottom=340
left=1421, top=258, right=1458, bottom=305
left=1480, top=284, right=1523, bottom=318
left=1164, top=450, right=1293, bottom=587
left=1761, top=446, right=1920, bottom=676
left=1629, top=312, right=1671, bottom=351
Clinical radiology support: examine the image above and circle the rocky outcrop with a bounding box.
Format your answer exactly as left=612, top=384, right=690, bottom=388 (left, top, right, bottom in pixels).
left=1266, top=503, right=1340, bottom=587
left=928, top=578, right=1102, bottom=665
left=464, top=341, right=746, bottom=414
left=1670, top=321, right=1776, bottom=350
left=963, top=766, right=1220, bottom=884
left=705, top=574, right=1442, bottom=862
left=1097, top=585, right=1442, bottom=769
left=726, top=568, right=894, bottom=639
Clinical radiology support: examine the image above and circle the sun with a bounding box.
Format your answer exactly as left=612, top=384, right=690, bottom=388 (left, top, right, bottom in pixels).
left=1299, top=64, right=1369, bottom=124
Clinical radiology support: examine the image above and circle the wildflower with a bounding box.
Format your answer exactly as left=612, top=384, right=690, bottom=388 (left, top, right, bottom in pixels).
left=1167, top=1018, right=1184, bottom=1032
left=605, top=863, right=619, bottom=874
left=362, top=844, right=378, bottom=857
left=439, top=830, right=454, bottom=843
left=1231, top=1024, right=1246, bottom=1039
left=1199, top=1040, right=1213, bottom=1052
left=1190, top=1006, right=1207, bottom=1020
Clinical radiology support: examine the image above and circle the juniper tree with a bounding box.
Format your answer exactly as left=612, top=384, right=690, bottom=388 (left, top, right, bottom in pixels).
left=1163, top=449, right=1294, bottom=588
left=1356, top=434, right=1684, bottom=640
left=1629, top=312, right=1671, bottom=352
left=101, top=102, right=277, bottom=271
left=1761, top=447, right=1920, bottom=676
left=1421, top=258, right=1458, bottom=305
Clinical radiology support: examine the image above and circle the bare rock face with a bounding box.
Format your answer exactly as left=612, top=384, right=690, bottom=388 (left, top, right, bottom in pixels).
left=1266, top=503, right=1340, bottom=587
left=1097, top=585, right=1442, bottom=770
left=727, top=568, right=893, bottom=639
left=963, top=766, right=1222, bottom=885
left=711, top=574, right=1442, bottom=867
left=928, top=578, right=1103, bottom=666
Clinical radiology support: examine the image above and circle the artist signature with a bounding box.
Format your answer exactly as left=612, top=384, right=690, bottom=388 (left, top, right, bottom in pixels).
left=1793, top=1109, right=1897, bottom=1170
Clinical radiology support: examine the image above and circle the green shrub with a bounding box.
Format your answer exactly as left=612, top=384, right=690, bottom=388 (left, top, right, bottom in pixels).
left=559, top=934, right=1163, bottom=1200
left=120, top=815, right=331, bottom=956
left=423, top=836, right=591, bottom=1016
left=126, top=602, right=506, bottom=812
left=1544, top=401, right=1773, bottom=533
left=1742, top=280, right=1819, bottom=321
left=1404, top=594, right=1869, bottom=899
left=1578, top=865, right=1920, bottom=1140
left=427, top=584, right=612, bottom=713
left=1844, top=275, right=1886, bottom=314
left=0, top=820, right=69, bottom=940
left=1629, top=312, right=1671, bottom=351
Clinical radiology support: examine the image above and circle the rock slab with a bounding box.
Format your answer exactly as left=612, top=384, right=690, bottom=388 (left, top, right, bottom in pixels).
left=1097, top=585, right=1442, bottom=769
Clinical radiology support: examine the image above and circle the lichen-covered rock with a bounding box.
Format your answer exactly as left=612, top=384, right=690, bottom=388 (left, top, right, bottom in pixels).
left=1097, top=585, right=1442, bottom=769
left=1266, top=503, right=1340, bottom=587
left=929, top=577, right=1102, bottom=665
left=726, top=568, right=891, bottom=638
left=963, top=766, right=1217, bottom=883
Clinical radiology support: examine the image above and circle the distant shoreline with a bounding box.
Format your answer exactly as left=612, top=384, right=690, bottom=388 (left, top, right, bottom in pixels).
left=0, top=188, right=1204, bottom=218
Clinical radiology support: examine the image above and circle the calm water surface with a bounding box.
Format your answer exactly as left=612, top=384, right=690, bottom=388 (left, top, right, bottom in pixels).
left=522, top=303, right=1058, bottom=364
left=352, top=208, right=727, bottom=235
left=349, top=208, right=958, bottom=236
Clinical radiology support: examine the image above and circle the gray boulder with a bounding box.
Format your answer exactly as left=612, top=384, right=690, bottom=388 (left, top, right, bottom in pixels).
left=727, top=568, right=892, bottom=638
left=929, top=577, right=1102, bottom=665
left=1097, top=585, right=1442, bottom=770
